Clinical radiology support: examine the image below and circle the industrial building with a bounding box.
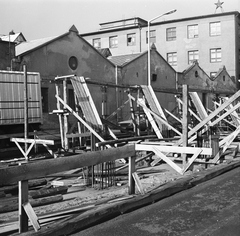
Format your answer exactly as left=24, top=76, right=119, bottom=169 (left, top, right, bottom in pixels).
left=81, top=11, right=240, bottom=85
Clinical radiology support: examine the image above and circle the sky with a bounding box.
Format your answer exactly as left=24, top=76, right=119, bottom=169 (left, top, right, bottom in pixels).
left=0, top=0, right=239, bottom=41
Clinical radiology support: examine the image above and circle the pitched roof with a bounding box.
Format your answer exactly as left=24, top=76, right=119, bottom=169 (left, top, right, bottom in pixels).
left=0, top=32, right=25, bottom=43
left=16, top=36, right=59, bottom=56
left=97, top=48, right=112, bottom=58
left=16, top=25, right=78, bottom=56
left=108, top=53, right=142, bottom=67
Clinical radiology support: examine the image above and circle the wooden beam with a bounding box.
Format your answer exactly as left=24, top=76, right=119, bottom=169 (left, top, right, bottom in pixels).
left=139, top=98, right=163, bottom=139
left=129, top=95, right=182, bottom=136
left=10, top=138, right=54, bottom=145
left=132, top=172, right=145, bottom=194
left=0, top=144, right=135, bottom=186
left=177, top=89, right=240, bottom=145
left=128, top=156, right=135, bottom=195
left=182, top=84, right=189, bottom=168
left=152, top=147, right=182, bottom=174
left=22, top=202, right=40, bottom=232
left=135, top=144, right=212, bottom=155
left=56, top=95, right=109, bottom=147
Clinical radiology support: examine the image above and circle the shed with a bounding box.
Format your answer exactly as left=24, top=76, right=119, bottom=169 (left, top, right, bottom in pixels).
left=16, top=25, right=117, bottom=128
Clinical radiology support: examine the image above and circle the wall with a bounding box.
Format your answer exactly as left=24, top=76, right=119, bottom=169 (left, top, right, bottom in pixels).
left=0, top=41, right=15, bottom=70
left=82, top=12, right=239, bottom=80
left=19, top=30, right=117, bottom=128
left=118, top=49, right=177, bottom=120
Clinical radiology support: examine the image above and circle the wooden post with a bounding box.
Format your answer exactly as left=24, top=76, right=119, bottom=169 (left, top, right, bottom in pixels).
left=101, top=86, right=107, bottom=136
left=210, top=128, right=219, bottom=165
left=136, top=87, right=141, bottom=136
left=63, top=78, right=68, bottom=150
left=182, top=84, right=189, bottom=168
left=128, top=156, right=136, bottom=195
left=23, top=64, right=29, bottom=158
left=128, top=90, right=137, bottom=134
left=19, top=64, right=29, bottom=233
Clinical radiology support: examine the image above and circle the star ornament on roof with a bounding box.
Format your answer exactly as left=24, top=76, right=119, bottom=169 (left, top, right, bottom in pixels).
left=215, top=0, right=224, bottom=13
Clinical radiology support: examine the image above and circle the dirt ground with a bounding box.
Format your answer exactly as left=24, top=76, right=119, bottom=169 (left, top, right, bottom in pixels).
left=0, top=155, right=206, bottom=225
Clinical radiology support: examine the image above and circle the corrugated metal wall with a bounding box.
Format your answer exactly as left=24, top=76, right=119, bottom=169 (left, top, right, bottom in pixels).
left=0, top=70, right=42, bottom=125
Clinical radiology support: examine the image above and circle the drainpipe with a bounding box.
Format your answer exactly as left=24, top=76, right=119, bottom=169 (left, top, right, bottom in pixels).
left=115, top=65, right=119, bottom=121
left=138, top=26, right=142, bottom=53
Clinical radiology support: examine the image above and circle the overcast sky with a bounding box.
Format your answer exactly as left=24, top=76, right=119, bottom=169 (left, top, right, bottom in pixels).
left=0, top=0, right=239, bottom=41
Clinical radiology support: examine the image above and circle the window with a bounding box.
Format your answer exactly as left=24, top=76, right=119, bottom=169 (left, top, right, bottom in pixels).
left=146, top=30, right=156, bottom=44
left=210, top=22, right=221, bottom=36
left=109, top=36, right=118, bottom=48
left=127, top=33, right=136, bottom=46
left=188, top=50, right=199, bottom=64
left=210, top=48, right=221, bottom=62
left=167, top=52, right=177, bottom=66
left=93, top=38, right=101, bottom=49
left=166, top=27, right=176, bottom=41
left=188, top=24, right=198, bottom=38
left=41, top=88, right=48, bottom=113
left=68, top=89, right=76, bottom=110
left=68, top=56, right=78, bottom=70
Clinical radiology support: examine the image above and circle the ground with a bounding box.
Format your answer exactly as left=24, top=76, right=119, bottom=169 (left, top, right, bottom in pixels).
left=0, top=155, right=207, bottom=225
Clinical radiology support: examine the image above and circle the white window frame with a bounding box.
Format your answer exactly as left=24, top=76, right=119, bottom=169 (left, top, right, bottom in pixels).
left=210, top=48, right=221, bottom=63
left=166, top=27, right=176, bottom=41
left=210, top=22, right=221, bottom=36
left=93, top=38, right=101, bottom=49
left=109, top=36, right=118, bottom=48
left=167, top=52, right=177, bottom=66
left=188, top=50, right=199, bottom=64
left=188, top=24, right=198, bottom=38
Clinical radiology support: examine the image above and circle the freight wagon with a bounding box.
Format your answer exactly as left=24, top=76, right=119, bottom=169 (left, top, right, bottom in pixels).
left=0, top=70, right=43, bottom=147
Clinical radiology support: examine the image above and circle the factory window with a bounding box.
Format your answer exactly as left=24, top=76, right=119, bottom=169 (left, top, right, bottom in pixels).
left=68, top=89, right=76, bottom=110
left=41, top=88, right=48, bottom=113
left=127, top=33, right=136, bottom=46
left=146, top=30, right=156, bottom=44
left=68, top=56, right=78, bottom=70
left=166, top=27, right=176, bottom=41
left=187, top=24, right=198, bottom=38
left=167, top=52, right=177, bottom=66
left=210, top=22, right=221, bottom=36
left=210, top=48, right=221, bottom=62
left=109, top=36, right=118, bottom=48
left=93, top=38, right=101, bottom=49
left=188, top=50, right=199, bottom=64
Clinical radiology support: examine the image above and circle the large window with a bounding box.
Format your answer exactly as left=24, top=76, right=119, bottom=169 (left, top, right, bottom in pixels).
left=188, top=24, right=198, bottom=38
left=188, top=50, right=199, bottom=64
left=166, top=27, right=176, bottom=41
left=210, top=22, right=221, bottom=36
left=167, top=52, right=177, bottom=66
left=146, top=30, right=156, bottom=44
left=210, top=48, right=221, bottom=62
left=127, top=33, right=136, bottom=46
left=109, top=36, right=118, bottom=48
left=93, top=38, right=101, bottom=49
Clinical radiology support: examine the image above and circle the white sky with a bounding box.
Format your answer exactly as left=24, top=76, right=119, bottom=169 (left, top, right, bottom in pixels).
left=0, top=0, right=239, bottom=40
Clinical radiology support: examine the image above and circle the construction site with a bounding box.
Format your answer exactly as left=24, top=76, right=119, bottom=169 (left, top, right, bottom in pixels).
left=1, top=54, right=240, bottom=235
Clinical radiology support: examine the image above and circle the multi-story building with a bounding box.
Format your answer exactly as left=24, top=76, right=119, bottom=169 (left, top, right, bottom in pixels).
left=81, top=11, right=240, bottom=85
